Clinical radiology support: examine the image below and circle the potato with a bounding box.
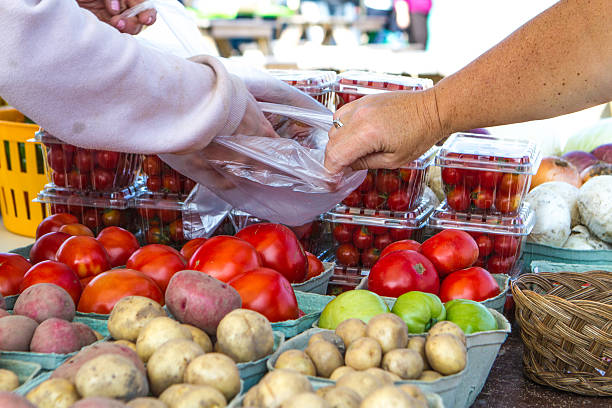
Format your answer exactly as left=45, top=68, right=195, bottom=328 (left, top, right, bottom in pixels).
left=126, top=398, right=168, bottom=408
left=0, top=309, right=9, bottom=318
left=305, top=340, right=344, bottom=378
left=0, top=315, right=38, bottom=351
left=30, top=318, right=81, bottom=354
left=335, top=319, right=366, bottom=348
left=108, top=296, right=166, bottom=342
left=148, top=339, right=204, bottom=396
left=136, top=317, right=192, bottom=363
left=182, top=324, right=213, bottom=353
left=425, top=333, right=467, bottom=375
left=242, top=385, right=259, bottom=407
left=114, top=340, right=137, bottom=352
left=184, top=353, right=241, bottom=401
left=365, top=313, right=408, bottom=353
left=397, top=384, right=428, bottom=406
left=364, top=367, right=401, bottom=384
left=13, top=283, right=75, bottom=323
left=159, top=384, right=198, bottom=407
left=0, top=392, right=37, bottom=408
left=26, top=378, right=79, bottom=408
left=275, top=350, right=316, bottom=377
left=329, top=366, right=354, bottom=381
left=406, top=337, right=430, bottom=370
left=308, top=332, right=346, bottom=355
left=0, top=369, right=18, bottom=391
left=381, top=349, right=424, bottom=380
left=418, top=370, right=442, bottom=382
left=165, top=270, right=241, bottom=336
left=359, top=386, right=418, bottom=408
left=75, top=354, right=149, bottom=400
left=316, top=386, right=362, bottom=408
left=279, top=392, right=330, bottom=408
left=72, top=322, right=98, bottom=348
left=52, top=342, right=146, bottom=383
left=216, top=309, right=274, bottom=363
left=336, top=371, right=383, bottom=400
left=254, top=369, right=313, bottom=407
left=345, top=337, right=382, bottom=371
left=70, top=397, right=127, bottom=407
left=173, top=386, right=227, bottom=408
left=427, top=321, right=466, bottom=345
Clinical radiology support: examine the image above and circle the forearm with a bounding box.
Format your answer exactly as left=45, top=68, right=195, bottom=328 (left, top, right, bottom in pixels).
left=433, top=0, right=611, bottom=135
left=0, top=0, right=247, bottom=154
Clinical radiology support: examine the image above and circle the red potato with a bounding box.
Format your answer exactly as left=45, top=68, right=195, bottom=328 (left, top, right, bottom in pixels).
left=72, top=322, right=99, bottom=348
left=0, top=392, right=37, bottom=408
left=0, top=315, right=38, bottom=351
left=30, top=318, right=81, bottom=354
left=14, top=283, right=75, bottom=323
left=165, top=270, right=242, bottom=336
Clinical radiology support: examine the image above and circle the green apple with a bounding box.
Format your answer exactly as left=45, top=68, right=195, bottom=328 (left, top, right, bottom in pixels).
left=318, top=290, right=389, bottom=330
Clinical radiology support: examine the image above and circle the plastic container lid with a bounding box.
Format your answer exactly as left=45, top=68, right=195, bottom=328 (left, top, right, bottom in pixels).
left=435, top=133, right=542, bottom=174
left=334, top=70, right=433, bottom=95
left=133, top=190, right=189, bottom=211
left=35, top=186, right=135, bottom=209
left=268, top=70, right=336, bottom=95
left=428, top=201, right=535, bottom=235
left=400, top=145, right=437, bottom=170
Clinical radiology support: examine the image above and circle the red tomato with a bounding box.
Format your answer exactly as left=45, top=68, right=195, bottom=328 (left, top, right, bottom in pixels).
left=101, top=210, right=122, bottom=227
left=420, top=230, right=479, bottom=277
left=162, top=174, right=181, bottom=193
left=56, top=236, right=111, bottom=279
left=388, top=190, right=411, bottom=212
left=360, top=247, right=380, bottom=267
left=168, top=219, right=184, bottom=243
left=447, top=186, right=470, bottom=212
left=58, top=223, right=94, bottom=237
left=471, top=187, right=495, bottom=210
left=342, top=190, right=362, bottom=207
left=36, top=213, right=78, bottom=240
left=0, top=253, right=31, bottom=296
left=97, top=227, right=140, bottom=267
left=305, top=252, right=325, bottom=280
left=477, top=171, right=502, bottom=189
left=368, top=250, right=439, bottom=297
left=358, top=173, right=374, bottom=193
left=142, top=155, right=161, bottom=176
left=229, top=268, right=298, bottom=322
left=147, top=176, right=162, bottom=192
left=30, top=231, right=71, bottom=264
left=189, top=236, right=261, bottom=283
left=379, top=239, right=421, bottom=259
left=352, top=226, right=373, bottom=250
left=52, top=171, right=66, bottom=187
left=93, top=169, right=114, bottom=191
left=495, top=195, right=520, bottom=213
left=77, top=269, right=163, bottom=314
left=126, top=244, right=187, bottom=292
left=460, top=169, right=478, bottom=187
left=376, top=172, right=400, bottom=194
left=493, top=235, right=520, bottom=257
left=487, top=255, right=514, bottom=274
left=336, top=244, right=359, bottom=266
left=159, top=209, right=180, bottom=224
left=81, top=209, right=100, bottom=231
left=333, top=224, right=354, bottom=244
left=180, top=238, right=207, bottom=262
left=499, top=173, right=526, bottom=195
left=367, top=224, right=388, bottom=235
left=75, top=149, right=92, bottom=171
left=68, top=171, right=90, bottom=189
left=441, top=167, right=461, bottom=185
left=182, top=178, right=197, bottom=195
left=389, top=228, right=413, bottom=241
left=20, top=261, right=82, bottom=305
left=47, top=145, right=69, bottom=172
left=363, top=190, right=385, bottom=209
left=374, top=233, right=393, bottom=251
left=236, top=223, right=307, bottom=283
left=475, top=234, right=493, bottom=258
left=95, top=151, right=119, bottom=170
left=439, top=267, right=500, bottom=302
left=399, top=168, right=417, bottom=183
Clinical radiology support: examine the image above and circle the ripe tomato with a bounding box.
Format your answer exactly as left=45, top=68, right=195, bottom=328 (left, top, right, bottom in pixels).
left=142, top=155, right=161, bottom=176
left=146, top=176, right=162, bottom=192
left=56, top=236, right=111, bottom=279
left=441, top=167, right=461, bottom=185
left=93, top=169, right=114, bottom=191
left=499, top=173, right=526, bottom=195
left=36, top=213, right=78, bottom=239
left=495, top=194, right=520, bottom=213
left=333, top=224, right=354, bottom=244
left=77, top=269, right=163, bottom=314
left=439, top=267, right=500, bottom=302
left=390, top=228, right=413, bottom=241
left=363, top=190, right=384, bottom=209
left=475, top=234, right=493, bottom=258
left=81, top=209, right=101, bottom=231
left=236, top=223, right=308, bottom=283
left=126, top=244, right=187, bottom=292
left=47, top=145, right=69, bottom=172
left=352, top=226, right=373, bottom=250
left=376, top=172, right=400, bottom=194
left=399, top=168, right=417, bottom=183
left=97, top=227, right=140, bottom=267
left=180, top=238, right=207, bottom=262
left=229, top=268, right=299, bottom=322
left=358, top=173, right=374, bottom=193
left=74, top=149, right=92, bottom=171
left=182, top=178, right=197, bottom=194
left=168, top=219, right=184, bottom=242
left=336, top=244, right=359, bottom=266
left=58, top=223, right=94, bottom=237
left=447, top=186, right=470, bottom=212
left=68, top=171, right=90, bottom=189
left=0, top=253, right=31, bottom=296
left=95, top=151, right=119, bottom=170
left=420, top=230, right=479, bottom=277
left=30, top=231, right=71, bottom=264
left=388, top=190, right=411, bottom=212
left=460, top=169, right=479, bottom=187
left=471, top=187, right=495, bottom=210
left=379, top=239, right=421, bottom=259
left=20, top=261, right=82, bottom=305
left=493, top=235, right=520, bottom=257
left=162, top=174, right=181, bottom=193
left=189, top=236, right=261, bottom=283
left=487, top=255, right=514, bottom=274
left=360, top=247, right=380, bottom=267
left=342, top=190, right=362, bottom=207
left=305, top=252, right=325, bottom=280
left=368, top=250, right=439, bottom=297
left=52, top=171, right=66, bottom=187
left=374, top=233, right=393, bottom=251
left=477, top=171, right=502, bottom=189
left=145, top=226, right=166, bottom=245
left=101, top=210, right=121, bottom=227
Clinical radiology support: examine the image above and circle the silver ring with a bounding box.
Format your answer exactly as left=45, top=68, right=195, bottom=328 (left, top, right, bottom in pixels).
left=333, top=118, right=344, bottom=129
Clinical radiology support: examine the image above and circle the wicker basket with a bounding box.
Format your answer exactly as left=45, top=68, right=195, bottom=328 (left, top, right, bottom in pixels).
left=511, top=271, right=612, bottom=396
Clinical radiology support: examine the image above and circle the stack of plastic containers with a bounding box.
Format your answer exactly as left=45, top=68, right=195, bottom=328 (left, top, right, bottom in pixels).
left=268, top=69, right=337, bottom=110
left=141, top=155, right=196, bottom=198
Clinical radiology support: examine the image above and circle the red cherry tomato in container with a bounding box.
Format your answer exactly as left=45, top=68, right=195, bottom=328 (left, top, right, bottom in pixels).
left=388, top=190, right=411, bottom=212
left=420, top=230, right=479, bottom=277
left=441, top=168, right=461, bottom=185
left=336, top=244, right=359, bottom=266
left=471, top=187, right=495, bottom=210
left=487, top=255, right=514, bottom=274
left=333, top=224, right=354, bottom=244
left=495, top=194, right=520, bottom=214
left=342, top=190, right=362, bottom=207
left=374, top=233, right=393, bottom=251
left=368, top=250, right=439, bottom=297
left=360, top=247, right=380, bottom=267
left=493, top=235, right=520, bottom=257
left=439, top=267, right=500, bottom=302
left=475, top=234, right=493, bottom=258
left=447, top=186, right=470, bottom=212
left=352, top=227, right=373, bottom=250
left=477, top=171, right=502, bottom=189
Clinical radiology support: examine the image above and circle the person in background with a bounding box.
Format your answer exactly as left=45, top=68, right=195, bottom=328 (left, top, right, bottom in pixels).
left=325, top=0, right=611, bottom=172
left=364, top=0, right=393, bottom=43
left=405, top=0, right=431, bottom=49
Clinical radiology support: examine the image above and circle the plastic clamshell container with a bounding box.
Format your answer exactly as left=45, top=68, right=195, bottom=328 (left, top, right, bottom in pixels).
left=239, top=331, right=284, bottom=391
left=326, top=266, right=368, bottom=295
left=35, top=130, right=142, bottom=193
left=34, top=187, right=139, bottom=236
left=428, top=201, right=535, bottom=275
left=0, top=359, right=41, bottom=393
left=321, top=195, right=434, bottom=270
left=268, top=69, right=336, bottom=109
left=271, top=290, right=335, bottom=339
left=335, top=147, right=437, bottom=215
left=141, top=154, right=197, bottom=199
left=291, top=261, right=334, bottom=295
left=435, top=133, right=542, bottom=215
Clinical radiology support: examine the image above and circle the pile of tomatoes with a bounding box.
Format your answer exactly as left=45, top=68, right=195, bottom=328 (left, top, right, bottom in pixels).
left=47, top=200, right=136, bottom=236
left=142, top=155, right=197, bottom=198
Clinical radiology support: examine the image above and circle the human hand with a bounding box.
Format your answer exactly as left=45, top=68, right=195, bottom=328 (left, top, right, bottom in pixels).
left=324, top=89, right=444, bottom=173
left=76, top=0, right=156, bottom=34
left=233, top=93, right=278, bottom=138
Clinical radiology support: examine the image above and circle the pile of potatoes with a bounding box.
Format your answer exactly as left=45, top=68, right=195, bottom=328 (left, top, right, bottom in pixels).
left=243, top=369, right=434, bottom=408
left=0, top=284, right=101, bottom=355
left=19, top=296, right=277, bottom=408
left=274, top=314, right=467, bottom=384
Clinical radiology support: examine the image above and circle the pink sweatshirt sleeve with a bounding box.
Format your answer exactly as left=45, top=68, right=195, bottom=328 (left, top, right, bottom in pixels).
left=0, top=0, right=248, bottom=154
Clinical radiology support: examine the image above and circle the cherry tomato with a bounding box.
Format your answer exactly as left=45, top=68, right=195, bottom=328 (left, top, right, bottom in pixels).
left=447, top=186, right=470, bottom=212
left=399, top=168, right=417, bottom=183
left=47, top=145, right=69, bottom=172
left=368, top=250, right=439, bottom=297
left=58, top=223, right=94, bottom=237
left=420, top=230, right=479, bottom=277
left=30, top=231, right=71, bottom=264
left=182, top=178, right=197, bottom=195
left=358, top=173, right=374, bottom=193
left=487, top=255, right=514, bottom=274
left=159, top=209, right=180, bottom=224
left=52, top=171, right=66, bottom=187
left=126, top=244, right=187, bottom=292
left=493, top=235, right=520, bottom=257
left=74, top=149, right=92, bottom=171
left=97, top=226, right=140, bottom=267
left=77, top=269, right=164, bottom=314
left=389, top=228, right=413, bottom=241
left=477, top=171, right=502, bottom=189
left=475, top=234, right=493, bottom=258
left=360, top=247, right=380, bottom=267
left=168, top=219, right=184, bottom=242
left=499, top=173, right=526, bottom=195
left=333, top=224, right=354, bottom=244
left=56, top=236, right=111, bottom=279
left=93, top=168, right=114, bottom=191
left=82, top=209, right=100, bottom=231
left=388, top=190, right=411, bottom=212
left=229, top=267, right=298, bottom=322
left=0, top=253, right=31, bottom=296
left=68, top=171, right=90, bottom=189
left=363, top=190, right=384, bottom=209
left=146, top=176, right=162, bottom=192
left=305, top=252, right=325, bottom=280
left=36, top=213, right=78, bottom=239
left=441, top=167, right=461, bottom=185
left=460, top=169, right=479, bottom=187
left=145, top=226, right=166, bottom=245
left=336, top=244, right=359, bottom=266
left=376, top=172, right=400, bottom=194
left=95, top=151, right=119, bottom=170
left=180, top=238, right=207, bottom=262
left=189, top=236, right=262, bottom=283
left=374, top=233, right=393, bottom=251
left=352, top=226, right=373, bottom=250
left=142, top=155, right=161, bottom=176
left=472, top=187, right=495, bottom=210
left=439, top=267, right=500, bottom=302
left=379, top=239, right=421, bottom=259
left=162, top=174, right=181, bottom=193
left=20, top=261, right=82, bottom=305
left=342, top=190, right=362, bottom=207
left=101, top=210, right=121, bottom=227
left=495, top=194, right=520, bottom=213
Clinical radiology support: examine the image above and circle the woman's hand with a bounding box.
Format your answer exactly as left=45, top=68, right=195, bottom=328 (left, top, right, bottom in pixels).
left=76, top=0, right=156, bottom=34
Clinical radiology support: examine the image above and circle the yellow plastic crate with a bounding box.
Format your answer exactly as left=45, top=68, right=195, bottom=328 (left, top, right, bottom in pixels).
left=0, top=107, right=48, bottom=237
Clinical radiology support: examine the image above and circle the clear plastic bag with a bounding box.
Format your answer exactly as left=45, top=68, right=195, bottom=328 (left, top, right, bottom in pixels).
left=161, top=104, right=366, bottom=226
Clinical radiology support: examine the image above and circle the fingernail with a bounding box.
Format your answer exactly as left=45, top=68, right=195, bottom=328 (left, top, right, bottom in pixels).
left=146, top=16, right=153, bottom=25
left=116, top=19, right=126, bottom=30
left=111, top=0, right=120, bottom=12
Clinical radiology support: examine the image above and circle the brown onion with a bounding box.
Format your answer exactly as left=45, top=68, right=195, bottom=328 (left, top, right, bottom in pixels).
left=531, top=156, right=581, bottom=190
